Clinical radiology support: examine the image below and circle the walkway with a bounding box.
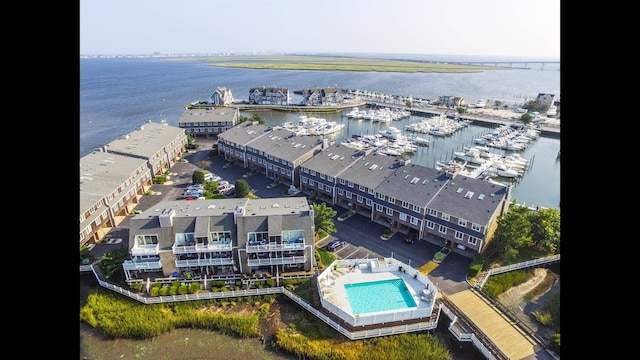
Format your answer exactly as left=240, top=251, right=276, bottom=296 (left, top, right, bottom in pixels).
left=446, top=289, right=551, bottom=360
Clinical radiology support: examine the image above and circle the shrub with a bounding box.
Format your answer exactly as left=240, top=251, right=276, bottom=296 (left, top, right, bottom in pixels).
left=433, top=252, right=445, bottom=262
left=152, top=175, right=167, bottom=184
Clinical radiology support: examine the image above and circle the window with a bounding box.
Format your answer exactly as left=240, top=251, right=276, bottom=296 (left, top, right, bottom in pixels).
left=320, top=173, right=325, bottom=179
left=458, top=219, right=467, bottom=227
left=429, top=208, right=438, bottom=216
left=135, top=234, right=158, bottom=246
left=471, top=223, right=481, bottom=231
left=402, top=201, right=409, bottom=209
left=339, top=178, right=346, bottom=184
left=388, top=196, right=396, bottom=204
left=366, top=198, right=373, bottom=206
left=377, top=193, right=385, bottom=200
left=376, top=204, right=383, bottom=212
left=309, top=180, right=315, bottom=186
left=318, top=183, right=324, bottom=190
left=338, top=188, right=344, bottom=195
left=386, top=207, right=393, bottom=215
left=209, top=231, right=232, bottom=244
left=410, top=216, right=419, bottom=225
left=368, top=188, right=375, bottom=194
left=346, top=191, right=352, bottom=199
left=359, top=185, right=366, bottom=191
left=467, top=237, right=478, bottom=246
left=413, top=204, right=421, bottom=212
left=438, top=225, right=447, bottom=234
left=399, top=213, right=407, bottom=221
left=310, top=170, right=316, bottom=176
left=455, top=231, right=464, bottom=240
left=441, top=213, right=450, bottom=221
left=357, top=195, right=363, bottom=203
left=347, top=181, right=354, bottom=188
left=302, top=178, right=308, bottom=184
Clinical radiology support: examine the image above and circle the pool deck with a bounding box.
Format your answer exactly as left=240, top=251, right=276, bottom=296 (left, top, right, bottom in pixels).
left=320, top=266, right=434, bottom=316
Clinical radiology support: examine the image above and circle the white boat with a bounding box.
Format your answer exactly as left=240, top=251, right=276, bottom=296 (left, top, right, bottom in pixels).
left=474, top=99, right=486, bottom=108
left=311, top=122, right=345, bottom=136
left=411, top=135, right=430, bottom=146
left=453, top=149, right=487, bottom=165
left=487, top=163, right=523, bottom=178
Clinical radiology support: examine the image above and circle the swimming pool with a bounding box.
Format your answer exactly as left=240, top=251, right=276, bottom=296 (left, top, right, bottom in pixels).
left=344, top=278, right=417, bottom=315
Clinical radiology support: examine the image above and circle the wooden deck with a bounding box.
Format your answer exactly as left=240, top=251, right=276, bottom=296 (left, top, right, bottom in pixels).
left=448, top=290, right=544, bottom=360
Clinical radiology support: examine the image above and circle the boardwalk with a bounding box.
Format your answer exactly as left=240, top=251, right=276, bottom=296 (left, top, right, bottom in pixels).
left=447, top=290, right=550, bottom=360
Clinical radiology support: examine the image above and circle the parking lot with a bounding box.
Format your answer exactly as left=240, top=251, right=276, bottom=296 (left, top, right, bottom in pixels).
left=100, top=138, right=473, bottom=296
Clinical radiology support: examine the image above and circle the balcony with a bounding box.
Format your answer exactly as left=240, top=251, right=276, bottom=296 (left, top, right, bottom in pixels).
left=175, top=257, right=234, bottom=267
left=247, top=255, right=305, bottom=267
left=173, top=242, right=233, bottom=254
left=130, top=243, right=160, bottom=257
left=246, top=239, right=305, bottom=252
left=123, top=257, right=162, bottom=271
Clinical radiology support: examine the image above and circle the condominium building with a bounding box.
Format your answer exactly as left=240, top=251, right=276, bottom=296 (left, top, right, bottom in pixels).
left=123, top=197, right=315, bottom=281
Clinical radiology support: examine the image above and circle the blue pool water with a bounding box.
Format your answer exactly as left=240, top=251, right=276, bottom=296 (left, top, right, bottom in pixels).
left=344, top=278, right=417, bottom=314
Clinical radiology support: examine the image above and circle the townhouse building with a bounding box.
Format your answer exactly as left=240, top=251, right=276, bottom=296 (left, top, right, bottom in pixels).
left=285, top=142, right=511, bottom=257
left=177, top=106, right=238, bottom=139
left=101, top=120, right=188, bottom=176
left=217, top=122, right=328, bottom=187
left=534, top=93, right=557, bottom=107
left=301, top=87, right=345, bottom=106
left=248, top=86, right=290, bottom=105
left=209, top=86, right=234, bottom=106
left=80, top=121, right=188, bottom=246
left=80, top=152, right=153, bottom=247
left=123, top=197, right=315, bottom=282
left=436, top=96, right=468, bottom=108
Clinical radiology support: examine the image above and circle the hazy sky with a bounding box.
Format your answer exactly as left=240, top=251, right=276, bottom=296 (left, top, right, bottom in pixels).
left=80, top=0, right=560, bottom=59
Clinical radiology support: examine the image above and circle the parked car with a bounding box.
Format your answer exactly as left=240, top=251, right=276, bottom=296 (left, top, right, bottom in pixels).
left=224, top=186, right=236, bottom=197
left=325, top=240, right=345, bottom=251
left=204, top=173, right=221, bottom=181
left=217, top=180, right=230, bottom=188
left=181, top=190, right=203, bottom=199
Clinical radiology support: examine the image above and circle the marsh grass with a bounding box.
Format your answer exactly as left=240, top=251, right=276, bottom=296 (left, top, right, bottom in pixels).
left=172, top=55, right=508, bottom=73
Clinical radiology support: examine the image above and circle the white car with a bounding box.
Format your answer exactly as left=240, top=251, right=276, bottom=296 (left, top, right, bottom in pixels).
left=204, top=173, right=221, bottom=181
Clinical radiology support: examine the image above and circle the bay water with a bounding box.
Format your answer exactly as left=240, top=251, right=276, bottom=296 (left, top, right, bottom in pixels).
left=80, top=57, right=560, bottom=209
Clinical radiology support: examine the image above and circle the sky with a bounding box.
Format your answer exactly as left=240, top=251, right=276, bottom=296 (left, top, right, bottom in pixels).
left=79, top=0, right=560, bottom=60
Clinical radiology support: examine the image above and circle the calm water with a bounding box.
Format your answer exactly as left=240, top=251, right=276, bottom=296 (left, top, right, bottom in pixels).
left=80, top=57, right=560, bottom=209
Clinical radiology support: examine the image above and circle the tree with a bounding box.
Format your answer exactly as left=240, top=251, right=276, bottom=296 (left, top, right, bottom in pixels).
left=192, top=170, right=206, bottom=184
left=235, top=179, right=250, bottom=197
left=484, top=206, right=532, bottom=262
left=196, top=160, right=211, bottom=169
left=237, top=113, right=266, bottom=125
left=313, top=202, right=337, bottom=235
left=520, top=113, right=533, bottom=125
left=99, top=247, right=129, bottom=279
left=529, top=208, right=561, bottom=254
left=405, top=100, right=413, bottom=107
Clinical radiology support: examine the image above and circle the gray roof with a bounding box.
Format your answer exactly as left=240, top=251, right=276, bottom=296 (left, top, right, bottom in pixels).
left=427, top=174, right=509, bottom=225
left=80, top=151, right=149, bottom=214
left=249, top=128, right=323, bottom=163
left=300, top=143, right=366, bottom=177
left=375, top=163, right=450, bottom=207
left=135, top=197, right=311, bottom=220
left=178, top=106, right=236, bottom=125
left=102, top=121, right=185, bottom=159
left=217, top=122, right=271, bottom=146
left=338, top=152, right=406, bottom=189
